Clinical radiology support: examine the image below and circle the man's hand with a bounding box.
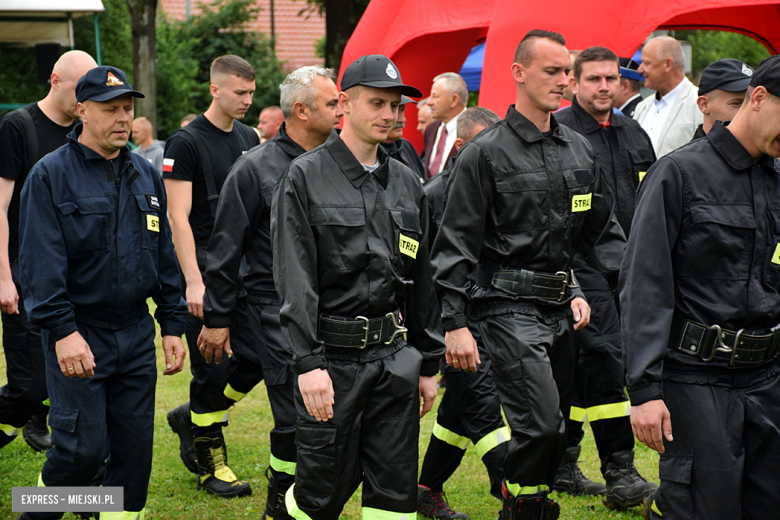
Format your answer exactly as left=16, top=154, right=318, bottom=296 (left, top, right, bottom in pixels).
left=571, top=297, right=591, bottom=330
left=185, top=279, right=205, bottom=319
left=419, top=375, right=437, bottom=418
left=631, top=400, right=673, bottom=453
left=0, top=278, right=18, bottom=314
left=197, top=326, right=232, bottom=364
left=298, top=369, right=334, bottom=422
left=444, top=327, right=481, bottom=372
left=162, top=335, right=186, bottom=375
left=55, top=331, right=96, bottom=378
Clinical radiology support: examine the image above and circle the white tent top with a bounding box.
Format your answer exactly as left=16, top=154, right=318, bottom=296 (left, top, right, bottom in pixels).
left=0, top=0, right=104, bottom=47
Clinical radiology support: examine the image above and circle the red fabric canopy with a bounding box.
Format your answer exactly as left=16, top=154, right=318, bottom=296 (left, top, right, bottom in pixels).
left=340, top=0, right=778, bottom=151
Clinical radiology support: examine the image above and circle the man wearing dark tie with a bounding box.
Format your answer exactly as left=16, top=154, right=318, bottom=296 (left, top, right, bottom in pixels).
left=423, top=73, right=468, bottom=178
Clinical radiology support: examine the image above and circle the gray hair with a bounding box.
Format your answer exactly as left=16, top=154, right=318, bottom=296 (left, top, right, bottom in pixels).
left=649, top=36, right=685, bottom=73
left=457, top=107, right=500, bottom=142
left=432, top=72, right=468, bottom=106
left=417, top=98, right=429, bottom=110
left=279, top=66, right=335, bottom=119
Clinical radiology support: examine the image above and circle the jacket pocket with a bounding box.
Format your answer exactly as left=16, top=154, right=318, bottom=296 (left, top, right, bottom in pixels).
left=309, top=206, right=367, bottom=272
left=629, top=148, right=655, bottom=185
left=56, top=198, right=112, bottom=257
left=563, top=168, right=592, bottom=228
left=296, top=425, right=338, bottom=497
left=494, top=170, right=550, bottom=232
left=135, top=194, right=160, bottom=251
left=679, top=205, right=756, bottom=280
left=657, top=453, right=694, bottom=519
left=764, top=210, right=780, bottom=289
left=390, top=208, right=422, bottom=274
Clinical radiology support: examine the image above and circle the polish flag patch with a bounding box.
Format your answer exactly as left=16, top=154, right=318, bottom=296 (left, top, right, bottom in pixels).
left=163, top=158, right=174, bottom=173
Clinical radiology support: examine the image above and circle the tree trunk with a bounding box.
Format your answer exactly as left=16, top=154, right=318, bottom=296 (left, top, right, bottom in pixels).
left=127, top=0, right=157, bottom=137
left=323, top=0, right=355, bottom=74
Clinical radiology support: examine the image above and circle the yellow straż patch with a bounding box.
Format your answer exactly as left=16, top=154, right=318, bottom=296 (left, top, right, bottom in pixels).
left=399, top=233, right=418, bottom=259
left=147, top=214, right=160, bottom=232
left=772, top=244, right=780, bottom=265
left=572, top=193, right=592, bottom=212
left=639, top=171, right=647, bottom=182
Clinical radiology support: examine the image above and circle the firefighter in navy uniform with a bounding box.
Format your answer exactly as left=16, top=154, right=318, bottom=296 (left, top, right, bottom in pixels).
left=432, top=31, right=626, bottom=520
left=418, top=107, right=507, bottom=520
left=380, top=96, right=426, bottom=180
left=272, top=54, right=444, bottom=520
left=553, top=47, right=657, bottom=507
left=16, top=66, right=187, bottom=520
left=691, top=59, right=754, bottom=141
left=198, top=65, right=343, bottom=519
left=623, top=56, right=780, bottom=520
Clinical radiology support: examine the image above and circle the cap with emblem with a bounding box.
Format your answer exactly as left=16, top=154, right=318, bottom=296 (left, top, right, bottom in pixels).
left=341, top=55, right=422, bottom=98
left=619, top=57, right=643, bottom=82
left=76, top=66, right=145, bottom=103
left=698, top=59, right=754, bottom=96
left=749, top=54, right=780, bottom=97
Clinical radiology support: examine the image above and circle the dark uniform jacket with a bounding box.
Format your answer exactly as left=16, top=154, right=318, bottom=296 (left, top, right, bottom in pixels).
left=203, top=124, right=304, bottom=329
left=423, top=157, right=455, bottom=246
left=381, top=138, right=425, bottom=180
left=556, top=96, right=656, bottom=236
left=19, top=125, right=186, bottom=341
left=691, top=124, right=706, bottom=141
left=620, top=121, right=780, bottom=406
left=272, top=131, right=445, bottom=376
left=620, top=95, right=642, bottom=119
left=432, top=106, right=626, bottom=332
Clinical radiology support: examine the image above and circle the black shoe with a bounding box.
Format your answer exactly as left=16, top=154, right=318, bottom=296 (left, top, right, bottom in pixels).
left=642, top=488, right=659, bottom=519
left=23, top=406, right=52, bottom=452
left=500, top=482, right=560, bottom=520
left=16, top=513, right=32, bottom=520
left=194, top=431, right=252, bottom=498
left=0, top=429, right=18, bottom=449
left=603, top=450, right=658, bottom=509
left=552, top=446, right=606, bottom=497
left=167, top=402, right=198, bottom=474
left=262, top=467, right=291, bottom=519
left=418, top=485, right=471, bottom=519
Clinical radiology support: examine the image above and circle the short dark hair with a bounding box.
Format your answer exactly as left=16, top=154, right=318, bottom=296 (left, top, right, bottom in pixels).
left=573, top=46, right=619, bottom=81
left=514, top=30, right=566, bottom=66
left=456, top=107, right=500, bottom=142
left=210, top=55, right=256, bottom=82
left=622, top=77, right=641, bottom=94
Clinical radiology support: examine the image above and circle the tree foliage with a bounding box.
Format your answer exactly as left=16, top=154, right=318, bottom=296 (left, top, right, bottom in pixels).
left=676, top=30, right=771, bottom=73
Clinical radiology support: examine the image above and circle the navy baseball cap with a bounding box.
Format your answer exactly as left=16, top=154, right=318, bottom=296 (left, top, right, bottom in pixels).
left=341, top=55, right=422, bottom=98
left=619, top=57, right=643, bottom=82
left=76, top=66, right=145, bottom=103
left=749, top=54, right=780, bottom=97
left=698, top=59, right=754, bottom=96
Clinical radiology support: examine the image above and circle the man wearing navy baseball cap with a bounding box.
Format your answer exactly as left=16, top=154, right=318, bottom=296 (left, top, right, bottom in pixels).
left=692, top=58, right=755, bottom=140
left=622, top=54, right=780, bottom=519
left=273, top=55, right=443, bottom=520
left=616, top=57, right=644, bottom=118
left=16, top=65, right=187, bottom=520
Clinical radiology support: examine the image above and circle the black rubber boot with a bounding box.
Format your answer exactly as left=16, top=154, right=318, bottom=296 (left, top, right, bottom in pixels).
left=0, top=430, right=17, bottom=449
left=500, top=482, right=560, bottom=520
left=262, top=466, right=292, bottom=519
left=603, top=450, right=658, bottom=509
left=22, top=405, right=52, bottom=452
left=418, top=485, right=471, bottom=519
left=552, top=446, right=606, bottom=496
left=167, top=402, right=198, bottom=474
left=194, top=431, right=252, bottom=498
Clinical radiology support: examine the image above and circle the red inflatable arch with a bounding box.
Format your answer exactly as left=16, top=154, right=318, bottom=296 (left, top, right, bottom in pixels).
left=339, top=0, right=779, bottom=151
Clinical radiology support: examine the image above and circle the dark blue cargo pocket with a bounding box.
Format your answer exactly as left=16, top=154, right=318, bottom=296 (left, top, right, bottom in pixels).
left=658, top=453, right=694, bottom=519
left=48, top=406, right=79, bottom=463
left=263, top=364, right=288, bottom=387
left=55, top=199, right=112, bottom=257
left=296, top=425, right=337, bottom=498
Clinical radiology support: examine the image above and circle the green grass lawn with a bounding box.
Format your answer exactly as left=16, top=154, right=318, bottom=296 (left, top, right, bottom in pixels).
left=0, top=307, right=657, bottom=519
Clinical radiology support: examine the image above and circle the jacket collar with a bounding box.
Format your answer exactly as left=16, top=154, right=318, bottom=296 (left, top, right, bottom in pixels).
left=571, top=96, right=626, bottom=133
left=505, top=105, right=572, bottom=143
left=68, top=123, right=134, bottom=163
left=324, top=130, right=390, bottom=189
left=273, top=123, right=307, bottom=158
left=707, top=121, right=776, bottom=171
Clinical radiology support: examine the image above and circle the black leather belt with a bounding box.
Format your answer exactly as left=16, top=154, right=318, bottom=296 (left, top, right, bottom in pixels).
left=475, top=260, right=577, bottom=302
left=318, top=310, right=406, bottom=349
left=671, top=315, right=780, bottom=366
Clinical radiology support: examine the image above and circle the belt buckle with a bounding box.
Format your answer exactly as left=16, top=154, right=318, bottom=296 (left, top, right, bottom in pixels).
left=703, top=324, right=743, bottom=364
left=555, top=271, right=572, bottom=302
left=384, top=312, right=408, bottom=345
left=356, top=316, right=370, bottom=349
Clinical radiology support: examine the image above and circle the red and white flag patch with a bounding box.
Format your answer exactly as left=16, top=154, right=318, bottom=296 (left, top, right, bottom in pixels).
left=163, top=158, right=174, bottom=173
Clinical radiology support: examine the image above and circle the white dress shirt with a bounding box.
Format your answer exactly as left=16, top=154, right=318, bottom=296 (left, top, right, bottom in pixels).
left=637, top=79, right=684, bottom=152
left=428, top=108, right=466, bottom=174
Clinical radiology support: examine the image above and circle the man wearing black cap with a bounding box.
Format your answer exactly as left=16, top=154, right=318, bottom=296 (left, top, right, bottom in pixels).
left=693, top=58, right=755, bottom=140
left=432, top=30, right=626, bottom=520
left=16, top=66, right=187, bottom=520
left=272, top=54, right=444, bottom=520
left=616, top=57, right=644, bottom=118
left=381, top=95, right=425, bottom=180
left=622, top=55, right=780, bottom=520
